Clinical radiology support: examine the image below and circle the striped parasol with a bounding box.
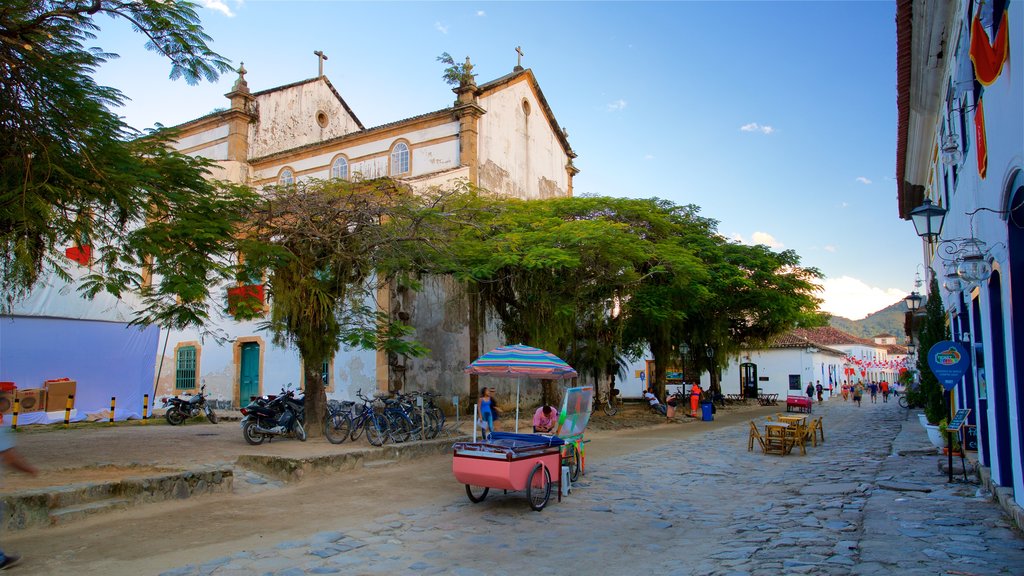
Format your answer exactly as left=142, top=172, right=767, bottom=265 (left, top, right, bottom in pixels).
left=464, top=344, right=578, bottom=379
left=465, top=344, right=577, bottom=434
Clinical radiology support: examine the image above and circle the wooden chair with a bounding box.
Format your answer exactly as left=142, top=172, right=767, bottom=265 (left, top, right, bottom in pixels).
left=812, top=416, right=825, bottom=444
left=785, top=424, right=807, bottom=455
left=748, top=421, right=766, bottom=453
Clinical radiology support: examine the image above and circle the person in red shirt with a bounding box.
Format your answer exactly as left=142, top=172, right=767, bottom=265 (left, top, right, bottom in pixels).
left=880, top=380, right=890, bottom=403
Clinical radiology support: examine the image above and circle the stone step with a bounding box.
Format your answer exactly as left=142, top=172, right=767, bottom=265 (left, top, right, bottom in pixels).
left=49, top=498, right=132, bottom=525
left=363, top=459, right=398, bottom=468
left=2, top=466, right=233, bottom=532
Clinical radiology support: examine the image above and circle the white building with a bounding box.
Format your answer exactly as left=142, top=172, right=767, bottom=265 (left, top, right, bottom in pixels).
left=896, top=0, right=1024, bottom=515
left=1, top=57, right=578, bottom=418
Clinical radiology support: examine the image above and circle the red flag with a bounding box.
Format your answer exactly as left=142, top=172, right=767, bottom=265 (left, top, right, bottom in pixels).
left=975, top=98, right=988, bottom=179
left=970, top=10, right=1009, bottom=86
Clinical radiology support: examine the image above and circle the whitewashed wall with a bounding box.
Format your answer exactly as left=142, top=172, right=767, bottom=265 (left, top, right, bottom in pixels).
left=249, top=81, right=361, bottom=159
left=478, top=80, right=569, bottom=199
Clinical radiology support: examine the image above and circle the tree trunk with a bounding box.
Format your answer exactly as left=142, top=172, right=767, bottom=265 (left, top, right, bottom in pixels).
left=649, top=340, right=671, bottom=399
left=302, top=363, right=327, bottom=438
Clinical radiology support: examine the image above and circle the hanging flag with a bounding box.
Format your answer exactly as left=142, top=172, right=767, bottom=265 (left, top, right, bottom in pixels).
left=969, top=9, right=1010, bottom=86
left=974, top=98, right=988, bottom=179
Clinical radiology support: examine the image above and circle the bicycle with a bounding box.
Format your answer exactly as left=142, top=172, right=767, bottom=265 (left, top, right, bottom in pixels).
left=602, top=387, right=620, bottom=416
left=324, top=399, right=356, bottom=444
left=346, top=390, right=389, bottom=446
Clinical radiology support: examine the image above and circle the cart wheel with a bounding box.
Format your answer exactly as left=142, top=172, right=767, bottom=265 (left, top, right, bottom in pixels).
left=526, top=463, right=551, bottom=511
left=566, top=443, right=582, bottom=482
left=465, top=484, right=489, bottom=503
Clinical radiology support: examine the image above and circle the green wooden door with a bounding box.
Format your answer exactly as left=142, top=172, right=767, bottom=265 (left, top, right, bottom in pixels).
left=240, top=342, right=260, bottom=403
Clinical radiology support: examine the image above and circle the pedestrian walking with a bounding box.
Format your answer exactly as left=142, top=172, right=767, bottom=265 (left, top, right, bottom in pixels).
left=880, top=380, right=890, bottom=403
left=853, top=381, right=865, bottom=407
left=805, top=381, right=814, bottom=403
left=868, top=381, right=879, bottom=404
left=0, top=422, right=38, bottom=569
left=841, top=380, right=850, bottom=401
left=478, top=387, right=496, bottom=437
left=815, top=381, right=824, bottom=403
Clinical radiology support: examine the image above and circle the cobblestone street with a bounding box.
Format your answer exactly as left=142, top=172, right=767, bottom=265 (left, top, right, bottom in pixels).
left=151, top=399, right=1024, bottom=576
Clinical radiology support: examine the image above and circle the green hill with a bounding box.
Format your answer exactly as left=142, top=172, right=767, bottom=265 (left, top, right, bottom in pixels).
left=829, top=300, right=909, bottom=340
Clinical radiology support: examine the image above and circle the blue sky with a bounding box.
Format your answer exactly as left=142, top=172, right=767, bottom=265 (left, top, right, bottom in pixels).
left=92, top=0, right=920, bottom=320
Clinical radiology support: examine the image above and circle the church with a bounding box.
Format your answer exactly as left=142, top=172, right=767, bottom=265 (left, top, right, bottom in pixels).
left=156, top=54, right=579, bottom=409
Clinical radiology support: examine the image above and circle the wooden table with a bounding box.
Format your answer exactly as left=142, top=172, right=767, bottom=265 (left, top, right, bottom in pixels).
left=778, top=415, right=807, bottom=426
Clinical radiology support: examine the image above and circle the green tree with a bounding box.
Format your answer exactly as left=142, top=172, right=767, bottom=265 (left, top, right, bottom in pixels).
left=236, top=178, right=470, bottom=437
left=1, top=0, right=243, bottom=324
left=682, top=241, right=825, bottom=397
left=915, top=272, right=949, bottom=424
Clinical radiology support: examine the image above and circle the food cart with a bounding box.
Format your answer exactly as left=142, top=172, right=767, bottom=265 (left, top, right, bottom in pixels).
left=452, top=432, right=564, bottom=511
left=456, top=345, right=586, bottom=511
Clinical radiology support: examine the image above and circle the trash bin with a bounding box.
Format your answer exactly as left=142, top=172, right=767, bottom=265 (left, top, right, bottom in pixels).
left=561, top=465, right=572, bottom=496
left=700, top=402, right=714, bottom=421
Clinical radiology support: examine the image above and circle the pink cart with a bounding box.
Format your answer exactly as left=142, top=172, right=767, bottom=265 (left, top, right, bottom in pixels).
left=452, top=432, right=564, bottom=511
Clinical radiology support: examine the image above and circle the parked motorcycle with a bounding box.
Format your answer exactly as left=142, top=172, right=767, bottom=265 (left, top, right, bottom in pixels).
left=240, top=389, right=306, bottom=444
left=162, top=384, right=219, bottom=425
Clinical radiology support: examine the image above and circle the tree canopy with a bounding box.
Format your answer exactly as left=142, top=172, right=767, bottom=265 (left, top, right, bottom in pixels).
left=1, top=0, right=244, bottom=326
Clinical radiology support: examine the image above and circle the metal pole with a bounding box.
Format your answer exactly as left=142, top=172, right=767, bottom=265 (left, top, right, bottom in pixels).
left=947, top=389, right=953, bottom=484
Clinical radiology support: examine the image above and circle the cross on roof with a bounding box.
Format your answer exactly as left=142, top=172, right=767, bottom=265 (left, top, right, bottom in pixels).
left=314, top=50, right=328, bottom=77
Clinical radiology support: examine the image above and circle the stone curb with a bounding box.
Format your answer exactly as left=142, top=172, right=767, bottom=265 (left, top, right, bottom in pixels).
left=1, top=466, right=233, bottom=532
left=235, top=435, right=470, bottom=481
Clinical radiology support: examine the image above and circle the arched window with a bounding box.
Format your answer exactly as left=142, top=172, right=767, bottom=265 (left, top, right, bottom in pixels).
left=331, top=156, right=349, bottom=180
left=279, top=168, right=294, bottom=186
left=390, top=142, right=410, bottom=176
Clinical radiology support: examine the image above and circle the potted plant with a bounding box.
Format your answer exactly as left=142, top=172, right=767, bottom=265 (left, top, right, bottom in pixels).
left=938, top=418, right=963, bottom=455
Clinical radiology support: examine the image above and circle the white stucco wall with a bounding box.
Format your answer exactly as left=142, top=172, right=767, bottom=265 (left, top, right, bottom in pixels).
left=172, top=125, right=229, bottom=152
left=477, top=79, right=569, bottom=199
left=249, top=80, right=361, bottom=159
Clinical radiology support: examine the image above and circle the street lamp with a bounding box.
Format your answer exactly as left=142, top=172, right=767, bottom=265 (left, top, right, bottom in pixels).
left=904, top=291, right=923, bottom=312
left=910, top=198, right=948, bottom=241
left=906, top=342, right=916, bottom=355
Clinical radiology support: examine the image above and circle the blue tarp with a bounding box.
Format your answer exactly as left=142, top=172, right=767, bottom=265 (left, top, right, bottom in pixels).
left=0, top=316, right=158, bottom=425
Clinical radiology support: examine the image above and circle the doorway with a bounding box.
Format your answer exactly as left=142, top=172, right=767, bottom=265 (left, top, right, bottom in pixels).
left=740, top=363, right=758, bottom=398
left=239, top=341, right=260, bottom=405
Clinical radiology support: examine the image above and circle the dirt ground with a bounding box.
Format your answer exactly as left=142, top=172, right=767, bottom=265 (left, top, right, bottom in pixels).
left=3, top=401, right=776, bottom=576
left=4, top=401, right=760, bottom=490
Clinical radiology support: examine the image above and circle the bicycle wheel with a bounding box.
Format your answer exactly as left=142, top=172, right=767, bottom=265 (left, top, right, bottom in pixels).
left=324, top=413, right=351, bottom=444
left=898, top=395, right=909, bottom=409
left=430, top=407, right=445, bottom=438
left=564, top=443, right=582, bottom=482
left=349, top=414, right=365, bottom=441
left=465, top=484, right=489, bottom=503
left=386, top=412, right=411, bottom=443
left=366, top=414, right=387, bottom=446
left=603, top=398, right=618, bottom=416
left=421, top=411, right=439, bottom=439
left=526, top=464, right=551, bottom=512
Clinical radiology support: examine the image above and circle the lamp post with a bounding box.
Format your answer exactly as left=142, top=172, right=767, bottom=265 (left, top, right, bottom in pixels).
left=910, top=198, right=948, bottom=241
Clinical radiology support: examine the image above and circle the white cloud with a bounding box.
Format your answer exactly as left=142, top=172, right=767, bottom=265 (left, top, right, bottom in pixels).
left=476, top=10, right=486, bottom=16
left=751, top=231, right=783, bottom=248
left=643, top=154, right=655, bottom=160
left=200, top=0, right=238, bottom=17
left=606, top=99, right=627, bottom=112
left=740, top=122, right=774, bottom=135
left=840, top=202, right=850, bottom=208
left=817, top=276, right=907, bottom=320
left=856, top=176, right=872, bottom=184
left=435, top=21, right=449, bottom=34
left=823, top=245, right=837, bottom=253
left=730, top=233, right=746, bottom=243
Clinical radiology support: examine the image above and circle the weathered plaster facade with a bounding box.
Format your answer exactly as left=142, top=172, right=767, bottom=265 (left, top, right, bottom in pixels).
left=152, top=62, right=577, bottom=407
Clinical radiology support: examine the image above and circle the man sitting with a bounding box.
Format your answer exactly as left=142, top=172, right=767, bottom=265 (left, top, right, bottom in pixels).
left=643, top=388, right=667, bottom=416
left=533, top=405, right=557, bottom=434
